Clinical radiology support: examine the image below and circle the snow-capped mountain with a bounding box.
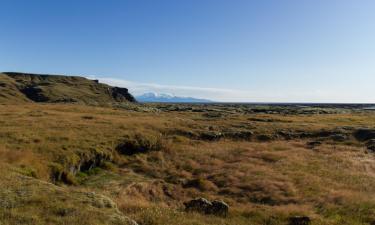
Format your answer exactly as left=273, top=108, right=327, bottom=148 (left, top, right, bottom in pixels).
left=136, top=92, right=213, bottom=103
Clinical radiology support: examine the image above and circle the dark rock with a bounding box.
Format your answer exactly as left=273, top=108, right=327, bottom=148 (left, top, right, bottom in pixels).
left=209, top=200, right=229, bottom=217
left=184, top=198, right=229, bottom=217
left=184, top=198, right=212, bottom=214
left=289, top=216, right=311, bottom=225
left=111, top=87, right=136, bottom=102
left=20, top=85, right=50, bottom=102
left=354, top=128, right=375, bottom=141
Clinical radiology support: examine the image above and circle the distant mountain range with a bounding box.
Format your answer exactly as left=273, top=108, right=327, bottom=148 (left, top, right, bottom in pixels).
left=136, top=92, right=213, bottom=103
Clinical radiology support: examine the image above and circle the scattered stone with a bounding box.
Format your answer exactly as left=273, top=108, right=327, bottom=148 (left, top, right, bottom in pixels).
left=289, top=216, right=311, bottom=225
left=184, top=198, right=229, bottom=217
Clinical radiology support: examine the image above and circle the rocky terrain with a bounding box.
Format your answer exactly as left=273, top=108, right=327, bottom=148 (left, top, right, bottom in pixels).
left=1, top=74, right=375, bottom=224
left=0, top=72, right=136, bottom=105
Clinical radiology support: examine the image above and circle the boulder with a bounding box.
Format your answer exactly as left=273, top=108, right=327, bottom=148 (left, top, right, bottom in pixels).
left=289, top=216, right=311, bottom=225
left=184, top=198, right=212, bottom=214
left=184, top=198, right=229, bottom=217
left=209, top=200, right=229, bottom=217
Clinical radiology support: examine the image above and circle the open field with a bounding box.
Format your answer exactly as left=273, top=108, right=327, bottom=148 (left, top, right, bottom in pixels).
left=1, top=103, right=375, bottom=224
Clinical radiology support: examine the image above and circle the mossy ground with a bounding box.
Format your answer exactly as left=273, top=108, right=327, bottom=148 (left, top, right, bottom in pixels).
left=1, top=103, right=375, bottom=224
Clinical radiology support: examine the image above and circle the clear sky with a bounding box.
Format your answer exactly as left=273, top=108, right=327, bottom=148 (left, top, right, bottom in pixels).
left=1, top=0, right=375, bottom=102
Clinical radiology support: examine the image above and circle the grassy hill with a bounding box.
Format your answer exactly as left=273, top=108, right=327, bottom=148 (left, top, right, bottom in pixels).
left=0, top=72, right=136, bottom=105
left=1, top=101, right=375, bottom=224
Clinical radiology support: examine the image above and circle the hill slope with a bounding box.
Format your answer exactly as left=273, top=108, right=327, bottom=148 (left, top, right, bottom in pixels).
left=0, top=72, right=136, bottom=105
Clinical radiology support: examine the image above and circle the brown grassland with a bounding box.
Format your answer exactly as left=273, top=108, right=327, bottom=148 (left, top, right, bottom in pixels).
left=1, top=102, right=375, bottom=224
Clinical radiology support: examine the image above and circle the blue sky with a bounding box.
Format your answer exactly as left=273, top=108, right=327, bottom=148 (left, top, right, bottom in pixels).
left=1, top=0, right=375, bottom=102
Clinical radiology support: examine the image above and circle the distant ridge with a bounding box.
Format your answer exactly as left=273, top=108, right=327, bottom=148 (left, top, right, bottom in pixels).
left=0, top=72, right=136, bottom=105
left=136, top=92, right=213, bottom=103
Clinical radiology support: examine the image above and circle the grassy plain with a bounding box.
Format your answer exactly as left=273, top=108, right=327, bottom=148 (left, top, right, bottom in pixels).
left=1, top=103, right=375, bottom=224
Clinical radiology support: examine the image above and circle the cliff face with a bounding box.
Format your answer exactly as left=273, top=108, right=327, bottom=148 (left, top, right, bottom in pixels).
left=0, top=72, right=136, bottom=105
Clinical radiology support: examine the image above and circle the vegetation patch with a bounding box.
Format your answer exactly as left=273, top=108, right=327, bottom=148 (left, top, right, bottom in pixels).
left=116, top=132, right=168, bottom=155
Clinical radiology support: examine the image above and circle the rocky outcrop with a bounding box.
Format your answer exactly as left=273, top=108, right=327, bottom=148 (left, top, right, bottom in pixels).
left=0, top=72, right=136, bottom=105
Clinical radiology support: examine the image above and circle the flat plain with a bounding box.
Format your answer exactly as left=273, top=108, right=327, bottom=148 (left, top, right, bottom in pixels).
left=1, top=102, right=375, bottom=224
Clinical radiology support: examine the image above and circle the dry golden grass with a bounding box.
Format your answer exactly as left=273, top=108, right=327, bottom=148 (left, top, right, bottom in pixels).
left=1, top=103, right=375, bottom=224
